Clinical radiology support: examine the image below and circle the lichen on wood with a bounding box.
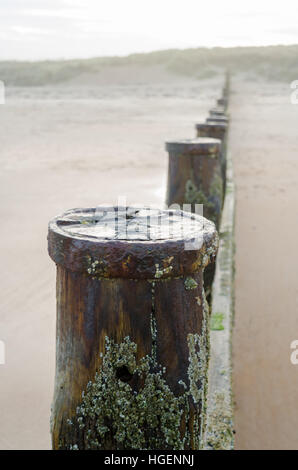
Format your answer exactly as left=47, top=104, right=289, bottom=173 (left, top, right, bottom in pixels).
left=205, top=392, right=234, bottom=450
left=184, top=276, right=198, bottom=290
left=187, top=289, right=210, bottom=446
left=184, top=179, right=215, bottom=212
left=63, top=332, right=210, bottom=450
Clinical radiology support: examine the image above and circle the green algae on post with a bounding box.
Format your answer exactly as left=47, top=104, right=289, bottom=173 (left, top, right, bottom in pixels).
left=184, top=276, right=198, bottom=290
left=205, top=392, right=234, bottom=450
left=184, top=179, right=215, bottom=212
left=210, top=313, right=225, bottom=331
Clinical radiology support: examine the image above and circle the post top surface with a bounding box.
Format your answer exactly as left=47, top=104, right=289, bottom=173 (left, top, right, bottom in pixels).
left=206, top=116, right=229, bottom=124
left=195, top=121, right=228, bottom=130
left=165, top=137, right=221, bottom=155
left=50, top=206, right=212, bottom=241
left=210, top=107, right=226, bottom=115
left=48, top=206, right=218, bottom=279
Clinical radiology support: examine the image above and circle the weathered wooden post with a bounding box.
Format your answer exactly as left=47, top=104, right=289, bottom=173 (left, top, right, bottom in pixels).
left=166, top=138, right=223, bottom=229
left=195, top=122, right=228, bottom=190
left=223, top=71, right=230, bottom=98
left=166, top=138, right=223, bottom=298
left=48, top=206, right=218, bottom=450
left=209, top=107, right=226, bottom=118
left=206, top=115, right=229, bottom=125
left=217, top=97, right=228, bottom=110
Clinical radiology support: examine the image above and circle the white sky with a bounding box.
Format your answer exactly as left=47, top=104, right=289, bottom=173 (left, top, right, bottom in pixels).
left=1, top=0, right=298, bottom=60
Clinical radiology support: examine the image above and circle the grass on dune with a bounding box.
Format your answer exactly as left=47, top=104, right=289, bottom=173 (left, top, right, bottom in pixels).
left=0, top=44, right=297, bottom=86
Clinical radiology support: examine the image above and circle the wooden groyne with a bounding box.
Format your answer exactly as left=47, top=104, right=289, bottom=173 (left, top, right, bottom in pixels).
left=48, top=72, right=235, bottom=450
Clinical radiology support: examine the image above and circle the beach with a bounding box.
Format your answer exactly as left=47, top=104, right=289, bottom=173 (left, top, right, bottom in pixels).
left=0, top=66, right=297, bottom=449
left=0, top=70, right=221, bottom=449
left=230, top=78, right=298, bottom=449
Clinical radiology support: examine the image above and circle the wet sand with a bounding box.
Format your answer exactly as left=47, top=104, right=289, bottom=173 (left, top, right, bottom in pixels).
left=231, top=78, right=298, bottom=449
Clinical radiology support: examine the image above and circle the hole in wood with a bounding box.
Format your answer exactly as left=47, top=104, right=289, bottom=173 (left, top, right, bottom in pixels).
left=116, top=365, right=133, bottom=383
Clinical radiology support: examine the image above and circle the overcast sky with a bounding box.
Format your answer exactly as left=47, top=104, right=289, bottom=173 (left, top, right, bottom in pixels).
left=1, top=0, right=298, bottom=60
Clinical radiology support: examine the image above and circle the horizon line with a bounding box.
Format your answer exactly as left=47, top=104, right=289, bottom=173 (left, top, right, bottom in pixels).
left=1, top=42, right=298, bottom=64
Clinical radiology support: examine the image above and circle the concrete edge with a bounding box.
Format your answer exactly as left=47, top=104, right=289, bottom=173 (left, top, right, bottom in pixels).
left=203, top=150, right=235, bottom=450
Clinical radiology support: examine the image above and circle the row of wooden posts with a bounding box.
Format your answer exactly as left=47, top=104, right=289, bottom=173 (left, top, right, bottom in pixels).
left=48, top=75, right=230, bottom=450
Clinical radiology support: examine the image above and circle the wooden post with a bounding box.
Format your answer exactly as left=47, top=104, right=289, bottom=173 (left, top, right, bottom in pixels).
left=206, top=115, right=229, bottom=125
left=48, top=206, right=218, bottom=450
left=166, top=139, right=223, bottom=299
left=166, top=138, right=223, bottom=229
left=223, top=71, right=230, bottom=99
left=209, top=107, right=226, bottom=117
left=195, top=122, right=228, bottom=190
left=217, top=97, right=228, bottom=110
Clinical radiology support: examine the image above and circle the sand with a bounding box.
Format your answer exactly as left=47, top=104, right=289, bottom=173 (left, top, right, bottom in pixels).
left=230, top=78, right=298, bottom=449
left=0, top=67, right=297, bottom=450
left=0, top=72, right=221, bottom=450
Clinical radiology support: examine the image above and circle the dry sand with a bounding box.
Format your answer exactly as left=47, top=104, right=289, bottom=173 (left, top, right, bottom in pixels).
left=0, top=68, right=297, bottom=450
